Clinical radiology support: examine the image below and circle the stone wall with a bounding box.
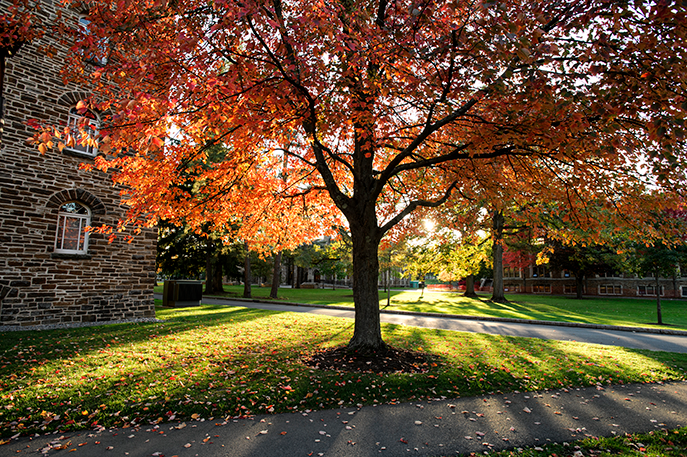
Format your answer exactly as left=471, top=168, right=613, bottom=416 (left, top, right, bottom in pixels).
left=0, top=1, right=156, bottom=326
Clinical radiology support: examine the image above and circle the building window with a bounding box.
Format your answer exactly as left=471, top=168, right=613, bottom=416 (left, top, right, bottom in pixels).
left=599, top=284, right=622, bottom=295
left=638, top=285, right=663, bottom=296
left=65, top=107, right=99, bottom=156
left=598, top=270, right=623, bottom=278
left=503, top=267, right=521, bottom=278
left=682, top=286, right=687, bottom=297
left=562, top=269, right=574, bottom=278
left=564, top=284, right=577, bottom=295
left=55, top=202, right=91, bottom=254
left=79, top=15, right=108, bottom=65
left=532, top=284, right=551, bottom=294
left=504, top=284, right=520, bottom=293
left=531, top=266, right=550, bottom=278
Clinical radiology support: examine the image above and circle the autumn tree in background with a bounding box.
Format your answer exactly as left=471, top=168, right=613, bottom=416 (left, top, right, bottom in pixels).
left=37, top=0, right=687, bottom=352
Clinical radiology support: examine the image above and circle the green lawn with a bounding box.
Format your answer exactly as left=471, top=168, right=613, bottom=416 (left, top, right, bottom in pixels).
left=482, top=427, right=687, bottom=457
left=156, top=284, right=687, bottom=331
left=1, top=304, right=686, bottom=438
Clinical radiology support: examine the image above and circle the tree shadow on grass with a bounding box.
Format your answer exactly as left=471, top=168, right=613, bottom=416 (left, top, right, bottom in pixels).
left=2, top=306, right=686, bottom=439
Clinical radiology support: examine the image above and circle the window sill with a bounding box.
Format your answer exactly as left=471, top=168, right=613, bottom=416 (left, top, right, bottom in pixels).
left=61, top=148, right=98, bottom=160
left=51, top=252, right=92, bottom=260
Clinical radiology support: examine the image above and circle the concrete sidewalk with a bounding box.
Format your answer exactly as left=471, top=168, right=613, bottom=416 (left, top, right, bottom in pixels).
left=3, top=381, right=686, bottom=456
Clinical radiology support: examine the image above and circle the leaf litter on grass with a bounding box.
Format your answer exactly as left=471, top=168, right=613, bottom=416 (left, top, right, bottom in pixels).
left=1, top=305, right=686, bottom=438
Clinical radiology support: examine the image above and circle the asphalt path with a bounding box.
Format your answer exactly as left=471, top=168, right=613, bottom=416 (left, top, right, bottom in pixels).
left=197, top=296, right=687, bottom=354
left=5, top=382, right=687, bottom=456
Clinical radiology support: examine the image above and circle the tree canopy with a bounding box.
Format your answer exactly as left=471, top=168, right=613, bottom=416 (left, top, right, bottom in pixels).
left=28, top=0, right=687, bottom=351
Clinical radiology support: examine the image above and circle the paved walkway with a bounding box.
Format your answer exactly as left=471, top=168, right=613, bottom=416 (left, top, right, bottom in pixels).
left=3, top=296, right=686, bottom=456
left=4, top=382, right=686, bottom=456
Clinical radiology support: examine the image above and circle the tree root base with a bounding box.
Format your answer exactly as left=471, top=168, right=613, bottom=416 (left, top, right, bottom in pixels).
left=305, top=345, right=434, bottom=374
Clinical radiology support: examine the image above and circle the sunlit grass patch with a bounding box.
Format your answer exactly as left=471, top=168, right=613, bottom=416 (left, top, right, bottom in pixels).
left=1, top=305, right=685, bottom=437
left=479, top=426, right=687, bottom=456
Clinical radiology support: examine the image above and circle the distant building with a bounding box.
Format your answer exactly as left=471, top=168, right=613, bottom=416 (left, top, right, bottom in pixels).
left=0, top=1, right=156, bottom=326
left=502, top=265, right=687, bottom=298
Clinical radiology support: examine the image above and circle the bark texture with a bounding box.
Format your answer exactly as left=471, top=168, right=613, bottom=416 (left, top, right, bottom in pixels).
left=346, top=221, right=385, bottom=352
left=491, top=210, right=507, bottom=303
left=270, top=251, right=282, bottom=299
left=463, top=274, right=477, bottom=297
left=655, top=272, right=663, bottom=325
left=243, top=243, right=252, bottom=298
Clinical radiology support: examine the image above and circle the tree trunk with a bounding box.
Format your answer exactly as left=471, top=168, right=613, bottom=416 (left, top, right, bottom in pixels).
left=491, top=210, right=507, bottom=303
left=295, top=266, right=303, bottom=288
left=346, top=222, right=385, bottom=352
left=204, top=239, right=217, bottom=294
left=243, top=242, right=252, bottom=298
left=655, top=272, right=663, bottom=325
left=270, top=251, right=282, bottom=299
left=211, top=260, right=223, bottom=293
left=464, top=274, right=477, bottom=297
left=575, top=272, right=584, bottom=299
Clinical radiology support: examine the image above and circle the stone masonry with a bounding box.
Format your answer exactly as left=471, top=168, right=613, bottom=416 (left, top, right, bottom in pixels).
left=0, top=1, right=156, bottom=326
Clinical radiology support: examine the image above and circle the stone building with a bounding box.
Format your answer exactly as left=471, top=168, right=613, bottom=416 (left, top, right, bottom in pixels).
left=0, top=1, right=156, bottom=327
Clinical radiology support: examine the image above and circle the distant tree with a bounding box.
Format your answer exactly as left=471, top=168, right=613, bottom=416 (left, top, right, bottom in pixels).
left=156, top=221, right=207, bottom=279
left=633, top=243, right=687, bottom=325
left=543, top=241, right=615, bottom=299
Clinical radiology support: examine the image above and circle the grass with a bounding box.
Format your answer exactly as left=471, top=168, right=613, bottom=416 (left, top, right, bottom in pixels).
left=156, top=284, right=687, bottom=331
left=478, top=427, right=687, bottom=457
left=1, top=303, right=686, bottom=438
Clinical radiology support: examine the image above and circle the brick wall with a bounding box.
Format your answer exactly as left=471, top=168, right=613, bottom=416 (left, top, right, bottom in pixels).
left=0, top=1, right=156, bottom=326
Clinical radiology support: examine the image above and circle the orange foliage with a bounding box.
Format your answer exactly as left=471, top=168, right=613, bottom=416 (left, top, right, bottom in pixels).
left=23, top=0, right=687, bottom=347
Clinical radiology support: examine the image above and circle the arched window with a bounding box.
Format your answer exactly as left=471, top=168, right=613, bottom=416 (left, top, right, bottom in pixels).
left=54, top=202, right=91, bottom=254
left=79, top=15, right=108, bottom=65
left=65, top=107, right=99, bottom=156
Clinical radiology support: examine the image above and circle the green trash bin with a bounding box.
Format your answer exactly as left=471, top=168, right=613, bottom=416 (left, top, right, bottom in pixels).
left=162, top=280, right=202, bottom=307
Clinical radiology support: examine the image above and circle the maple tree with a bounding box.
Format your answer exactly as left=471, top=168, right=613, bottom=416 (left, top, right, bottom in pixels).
left=31, top=0, right=687, bottom=351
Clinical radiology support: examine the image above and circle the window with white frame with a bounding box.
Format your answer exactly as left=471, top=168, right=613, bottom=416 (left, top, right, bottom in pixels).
left=599, top=284, right=622, bottom=295
left=532, top=284, right=551, bottom=294
left=79, top=15, right=108, bottom=65
left=598, top=270, right=623, bottom=278
left=503, top=266, right=521, bottom=278
left=54, top=202, right=91, bottom=254
left=564, top=284, right=577, bottom=294
left=65, top=107, right=99, bottom=156
left=638, top=285, right=663, bottom=296
left=682, top=286, right=687, bottom=297
left=531, top=266, right=550, bottom=278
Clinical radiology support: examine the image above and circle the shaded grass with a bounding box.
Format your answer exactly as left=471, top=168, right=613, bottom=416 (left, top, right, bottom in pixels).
left=476, top=427, right=687, bottom=457
left=1, top=304, right=685, bottom=438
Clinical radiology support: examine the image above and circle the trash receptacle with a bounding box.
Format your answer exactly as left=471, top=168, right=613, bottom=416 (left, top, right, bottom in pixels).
left=162, top=280, right=202, bottom=307
left=410, top=280, right=419, bottom=289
